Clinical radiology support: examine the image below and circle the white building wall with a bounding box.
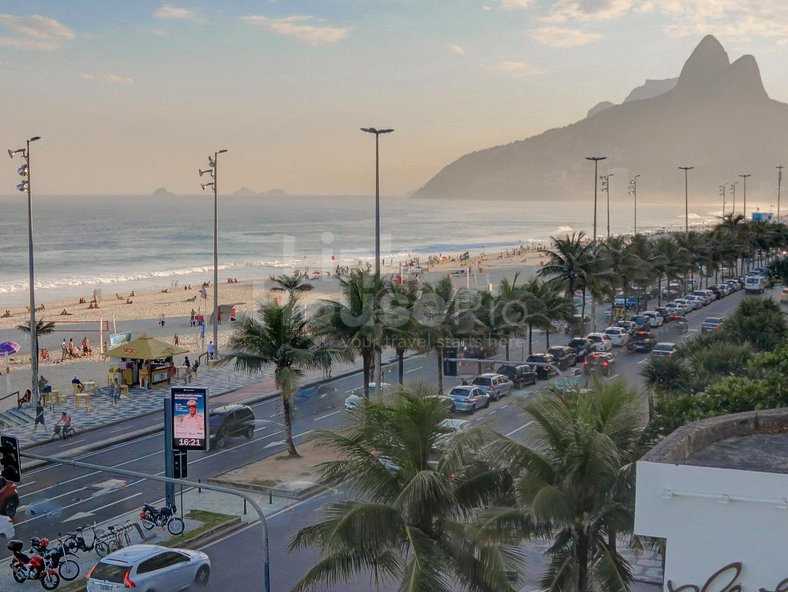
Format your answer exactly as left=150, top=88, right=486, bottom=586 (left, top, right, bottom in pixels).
left=635, top=460, right=788, bottom=590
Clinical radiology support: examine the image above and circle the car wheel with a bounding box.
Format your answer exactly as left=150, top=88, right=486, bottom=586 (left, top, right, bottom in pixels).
left=195, top=565, right=211, bottom=587
left=245, top=426, right=254, bottom=439
left=483, top=397, right=490, bottom=409
left=2, top=497, right=18, bottom=518
left=214, top=434, right=226, bottom=450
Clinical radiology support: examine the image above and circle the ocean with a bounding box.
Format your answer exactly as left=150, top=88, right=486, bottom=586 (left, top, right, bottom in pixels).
left=0, top=194, right=723, bottom=307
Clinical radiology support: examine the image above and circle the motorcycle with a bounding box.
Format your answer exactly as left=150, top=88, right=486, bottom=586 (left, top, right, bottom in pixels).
left=7, top=539, right=60, bottom=590
left=31, top=537, right=79, bottom=581
left=139, top=503, right=184, bottom=535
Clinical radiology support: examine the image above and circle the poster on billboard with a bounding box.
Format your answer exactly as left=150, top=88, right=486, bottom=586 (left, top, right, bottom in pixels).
left=171, top=387, right=208, bottom=450
left=109, top=332, right=132, bottom=346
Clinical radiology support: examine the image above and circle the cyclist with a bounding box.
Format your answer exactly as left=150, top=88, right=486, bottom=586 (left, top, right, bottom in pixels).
left=55, top=411, right=74, bottom=439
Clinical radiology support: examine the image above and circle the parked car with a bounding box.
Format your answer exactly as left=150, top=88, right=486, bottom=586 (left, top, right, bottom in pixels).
left=692, top=290, right=714, bottom=305
left=525, top=353, right=559, bottom=379
left=344, top=382, right=392, bottom=410
left=471, top=373, right=513, bottom=401
left=586, top=333, right=614, bottom=352
left=684, top=295, right=705, bottom=310
left=208, top=404, right=255, bottom=449
left=86, top=544, right=211, bottom=592
left=603, top=326, right=630, bottom=347
left=0, top=515, right=14, bottom=538
left=566, top=337, right=594, bottom=362
left=615, top=320, right=638, bottom=336
left=641, top=311, right=664, bottom=328
left=671, top=299, right=693, bottom=313
left=629, top=314, right=649, bottom=328
left=583, top=352, right=616, bottom=377
left=701, top=317, right=724, bottom=333
left=446, top=385, right=490, bottom=413
left=495, top=364, right=538, bottom=388
left=626, top=329, right=656, bottom=353
left=425, top=395, right=456, bottom=413
left=0, top=479, right=19, bottom=517
left=651, top=342, right=676, bottom=358
left=546, top=346, right=577, bottom=370
left=655, top=306, right=672, bottom=322
left=433, top=418, right=471, bottom=449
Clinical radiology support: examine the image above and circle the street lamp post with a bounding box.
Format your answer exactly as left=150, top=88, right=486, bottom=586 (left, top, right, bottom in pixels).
left=601, top=173, right=614, bottom=239
left=739, top=174, right=751, bottom=220
left=199, top=149, right=228, bottom=360
left=629, top=174, right=640, bottom=234
left=719, top=184, right=726, bottom=218
left=585, top=156, right=606, bottom=331
left=361, top=127, right=393, bottom=392
left=8, top=137, right=42, bottom=401
left=730, top=181, right=739, bottom=216
left=679, top=166, right=694, bottom=234
left=777, top=166, right=783, bottom=222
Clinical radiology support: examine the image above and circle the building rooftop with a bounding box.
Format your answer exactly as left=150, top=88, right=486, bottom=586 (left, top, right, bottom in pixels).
left=643, top=409, right=788, bottom=475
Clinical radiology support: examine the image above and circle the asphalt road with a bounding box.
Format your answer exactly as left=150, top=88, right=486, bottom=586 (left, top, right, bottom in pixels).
left=4, top=286, right=762, bottom=589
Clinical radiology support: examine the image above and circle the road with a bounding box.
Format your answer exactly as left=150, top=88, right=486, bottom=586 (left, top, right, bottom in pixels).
left=5, top=287, right=759, bottom=589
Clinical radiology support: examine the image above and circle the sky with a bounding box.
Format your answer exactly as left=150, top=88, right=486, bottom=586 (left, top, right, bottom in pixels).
left=3, top=0, right=788, bottom=196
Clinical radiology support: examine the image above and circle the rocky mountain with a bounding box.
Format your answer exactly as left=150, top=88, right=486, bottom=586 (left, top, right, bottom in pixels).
left=413, top=36, right=787, bottom=202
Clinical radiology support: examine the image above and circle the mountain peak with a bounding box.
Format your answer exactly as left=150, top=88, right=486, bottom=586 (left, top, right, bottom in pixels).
left=677, top=35, right=729, bottom=88
left=726, top=54, right=768, bottom=98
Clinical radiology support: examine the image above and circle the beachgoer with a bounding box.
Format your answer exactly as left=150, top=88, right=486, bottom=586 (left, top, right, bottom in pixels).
left=129, top=291, right=135, bottom=297
left=55, top=412, right=73, bottom=439
left=33, top=400, right=45, bottom=432
left=112, top=376, right=120, bottom=404
left=207, top=341, right=215, bottom=360
left=183, top=356, right=191, bottom=369
left=72, top=376, right=83, bottom=393
left=126, top=298, right=133, bottom=304
left=174, top=334, right=179, bottom=346
left=81, top=336, right=91, bottom=355
left=190, top=309, right=196, bottom=326
left=68, top=338, right=76, bottom=357
left=217, top=309, right=222, bottom=324
left=38, top=375, right=50, bottom=393
left=18, top=389, right=32, bottom=407
left=159, top=314, right=166, bottom=327
left=61, top=339, right=68, bottom=361
left=40, top=348, right=48, bottom=360
left=1, top=310, right=10, bottom=318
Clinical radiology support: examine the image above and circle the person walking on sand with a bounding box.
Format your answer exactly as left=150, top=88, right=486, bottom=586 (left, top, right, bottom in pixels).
left=61, top=338, right=68, bottom=362
left=174, top=334, right=180, bottom=346
left=33, top=400, right=45, bottom=433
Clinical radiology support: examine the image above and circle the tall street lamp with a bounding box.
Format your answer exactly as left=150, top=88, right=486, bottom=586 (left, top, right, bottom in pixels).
left=361, top=127, right=393, bottom=392
left=585, top=156, right=607, bottom=243
left=601, top=173, right=614, bottom=239
left=777, top=166, right=783, bottom=221
left=8, top=136, right=42, bottom=401
left=199, top=149, right=228, bottom=360
left=730, top=181, right=739, bottom=216
left=628, top=174, right=640, bottom=235
left=739, top=174, right=751, bottom=220
left=679, top=166, right=694, bottom=234
left=719, top=184, right=727, bottom=218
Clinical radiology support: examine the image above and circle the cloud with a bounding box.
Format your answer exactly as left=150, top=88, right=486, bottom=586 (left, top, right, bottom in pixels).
left=153, top=5, right=196, bottom=20
left=242, top=15, right=348, bottom=45
left=80, top=73, right=136, bottom=86
left=500, top=0, right=533, bottom=8
left=484, top=61, right=546, bottom=76
left=450, top=43, right=465, bottom=55
left=546, top=0, right=634, bottom=22
left=0, top=13, right=75, bottom=50
left=530, top=26, right=603, bottom=46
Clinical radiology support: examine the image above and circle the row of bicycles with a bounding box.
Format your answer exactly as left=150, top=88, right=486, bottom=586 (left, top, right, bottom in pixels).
left=6, top=503, right=184, bottom=589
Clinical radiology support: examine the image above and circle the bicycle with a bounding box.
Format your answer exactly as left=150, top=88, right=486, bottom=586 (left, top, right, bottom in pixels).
left=51, top=424, right=77, bottom=441
left=95, top=522, right=134, bottom=555
left=64, top=522, right=106, bottom=557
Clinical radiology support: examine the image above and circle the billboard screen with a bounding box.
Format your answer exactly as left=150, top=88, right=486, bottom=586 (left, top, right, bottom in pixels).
left=171, top=387, right=208, bottom=450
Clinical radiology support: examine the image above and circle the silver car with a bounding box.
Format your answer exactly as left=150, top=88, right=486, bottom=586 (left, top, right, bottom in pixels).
left=86, top=544, right=210, bottom=592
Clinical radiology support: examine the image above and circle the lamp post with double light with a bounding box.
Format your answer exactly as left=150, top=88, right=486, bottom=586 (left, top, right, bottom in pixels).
left=601, top=173, right=613, bottom=239
left=361, top=127, right=393, bottom=393
left=719, top=184, right=727, bottom=218
left=730, top=181, right=739, bottom=216
left=585, top=156, right=607, bottom=244
left=739, top=174, right=751, bottom=220
left=628, top=174, right=640, bottom=235
left=199, top=149, right=228, bottom=360
left=8, top=136, right=42, bottom=401
left=679, top=166, right=694, bottom=234
left=777, top=166, right=783, bottom=222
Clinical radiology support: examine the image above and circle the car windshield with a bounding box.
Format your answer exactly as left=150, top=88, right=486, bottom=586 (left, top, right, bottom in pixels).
left=471, top=377, right=491, bottom=386
left=89, top=562, right=129, bottom=583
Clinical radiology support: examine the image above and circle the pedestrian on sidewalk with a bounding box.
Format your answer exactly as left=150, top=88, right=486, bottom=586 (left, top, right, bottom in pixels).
left=33, top=400, right=45, bottom=433
left=112, top=376, right=121, bottom=405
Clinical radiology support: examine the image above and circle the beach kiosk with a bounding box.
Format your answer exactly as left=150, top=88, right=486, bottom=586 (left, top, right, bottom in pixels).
left=104, top=334, right=188, bottom=389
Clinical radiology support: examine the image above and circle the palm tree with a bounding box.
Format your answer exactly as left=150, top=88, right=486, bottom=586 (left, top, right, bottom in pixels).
left=382, top=280, right=421, bottom=384
left=269, top=274, right=314, bottom=301
left=16, top=318, right=56, bottom=361
left=224, top=298, right=331, bottom=457
left=491, top=274, right=527, bottom=361
left=312, top=270, right=385, bottom=396
left=290, top=382, right=526, bottom=592
left=494, top=381, right=644, bottom=592
left=538, top=232, right=596, bottom=323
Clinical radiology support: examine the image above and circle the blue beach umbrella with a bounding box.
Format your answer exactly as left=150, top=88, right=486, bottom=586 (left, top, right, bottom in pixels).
left=0, top=342, right=21, bottom=356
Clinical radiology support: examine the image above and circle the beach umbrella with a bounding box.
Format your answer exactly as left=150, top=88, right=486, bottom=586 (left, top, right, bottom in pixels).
left=0, top=342, right=21, bottom=356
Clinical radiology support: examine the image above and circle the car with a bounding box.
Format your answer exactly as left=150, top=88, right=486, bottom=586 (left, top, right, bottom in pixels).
left=671, top=299, right=693, bottom=313
left=629, top=314, right=649, bottom=328
left=425, top=395, right=456, bottom=413
left=86, top=544, right=211, bottom=592
left=616, top=320, right=638, bottom=335
left=603, top=326, right=630, bottom=347
left=433, top=418, right=471, bottom=449
left=684, top=295, right=705, bottom=309
left=495, top=364, right=538, bottom=388
left=546, top=346, right=577, bottom=370
left=526, top=353, right=559, bottom=379
left=0, top=479, right=19, bottom=517
left=641, top=311, right=664, bottom=328
left=701, top=317, right=724, bottom=333
left=586, top=332, right=614, bottom=352
left=446, top=386, right=490, bottom=413
left=655, top=306, right=672, bottom=323
left=296, top=383, right=338, bottom=399
left=651, top=342, right=676, bottom=358
left=782, top=288, right=788, bottom=304
left=692, top=290, right=714, bottom=305
left=583, top=352, right=616, bottom=376
left=626, top=329, right=656, bottom=353
left=208, top=404, right=255, bottom=449
left=0, top=515, right=14, bottom=539
left=566, top=337, right=594, bottom=362
left=344, top=382, right=392, bottom=410
left=471, top=373, right=513, bottom=401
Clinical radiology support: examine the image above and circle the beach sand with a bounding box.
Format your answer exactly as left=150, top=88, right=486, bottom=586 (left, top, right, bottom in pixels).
left=0, top=248, right=547, bottom=407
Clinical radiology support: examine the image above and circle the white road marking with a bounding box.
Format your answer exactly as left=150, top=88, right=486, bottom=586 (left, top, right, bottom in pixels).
left=607, top=374, right=619, bottom=380
left=314, top=410, right=342, bottom=422
left=506, top=420, right=535, bottom=437
left=404, top=367, right=423, bottom=374
left=19, top=492, right=143, bottom=526
left=637, top=358, right=649, bottom=365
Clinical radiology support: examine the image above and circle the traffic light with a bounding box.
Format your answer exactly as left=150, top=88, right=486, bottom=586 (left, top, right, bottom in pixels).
left=0, top=435, right=21, bottom=483
left=173, top=449, right=187, bottom=479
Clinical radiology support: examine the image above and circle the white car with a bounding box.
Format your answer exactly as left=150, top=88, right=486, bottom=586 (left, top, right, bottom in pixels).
left=603, top=327, right=629, bottom=347
left=433, top=418, right=471, bottom=449
left=685, top=295, right=705, bottom=309
left=0, top=515, right=14, bottom=539
left=673, top=298, right=695, bottom=312
left=344, top=382, right=392, bottom=410
left=86, top=544, right=210, bottom=592
left=586, top=332, right=614, bottom=352
left=642, top=311, right=664, bottom=328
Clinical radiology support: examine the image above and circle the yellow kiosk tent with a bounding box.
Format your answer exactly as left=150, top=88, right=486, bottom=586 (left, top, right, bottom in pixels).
left=105, top=334, right=188, bottom=388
